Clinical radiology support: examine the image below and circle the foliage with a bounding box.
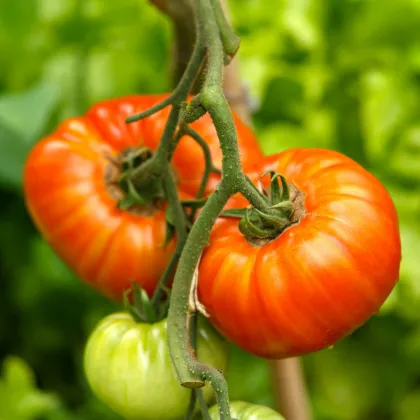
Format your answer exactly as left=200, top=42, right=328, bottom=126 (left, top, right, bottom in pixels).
left=0, top=0, right=419, bottom=419
left=0, top=356, right=59, bottom=420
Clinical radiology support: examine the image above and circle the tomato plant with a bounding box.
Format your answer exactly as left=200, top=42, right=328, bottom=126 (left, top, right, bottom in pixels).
left=23, top=94, right=263, bottom=301
left=198, top=148, right=401, bottom=359
left=84, top=312, right=228, bottom=420
left=208, top=401, right=284, bottom=419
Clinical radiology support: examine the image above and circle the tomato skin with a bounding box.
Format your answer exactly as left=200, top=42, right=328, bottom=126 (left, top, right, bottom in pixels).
left=86, top=94, right=263, bottom=196
left=208, top=401, right=284, bottom=420
left=198, top=148, right=401, bottom=359
left=23, top=94, right=263, bottom=301
left=84, top=312, right=228, bottom=420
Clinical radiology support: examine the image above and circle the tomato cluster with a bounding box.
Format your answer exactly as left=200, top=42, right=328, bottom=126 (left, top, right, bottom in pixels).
left=23, top=95, right=401, bottom=419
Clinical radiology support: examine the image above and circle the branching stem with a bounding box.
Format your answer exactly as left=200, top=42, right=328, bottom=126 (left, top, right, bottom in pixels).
left=209, top=0, right=240, bottom=61
left=127, top=1, right=270, bottom=419
left=126, top=12, right=206, bottom=190
left=182, top=125, right=221, bottom=197
left=166, top=2, right=264, bottom=420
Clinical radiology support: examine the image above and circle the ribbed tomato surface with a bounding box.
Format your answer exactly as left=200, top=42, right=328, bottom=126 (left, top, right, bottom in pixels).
left=23, top=94, right=263, bottom=301
left=198, top=148, right=401, bottom=359
left=84, top=313, right=228, bottom=420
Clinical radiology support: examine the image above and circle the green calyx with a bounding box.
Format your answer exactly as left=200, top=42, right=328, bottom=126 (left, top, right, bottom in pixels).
left=222, top=171, right=305, bottom=243
left=121, top=146, right=153, bottom=171
left=239, top=172, right=294, bottom=240
left=116, top=147, right=165, bottom=210
left=123, top=282, right=170, bottom=324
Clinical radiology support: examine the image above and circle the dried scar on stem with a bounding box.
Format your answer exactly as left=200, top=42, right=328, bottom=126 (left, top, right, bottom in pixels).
left=189, top=253, right=210, bottom=318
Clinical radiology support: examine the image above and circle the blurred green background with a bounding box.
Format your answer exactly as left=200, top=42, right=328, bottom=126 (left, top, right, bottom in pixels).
left=1, top=0, right=419, bottom=419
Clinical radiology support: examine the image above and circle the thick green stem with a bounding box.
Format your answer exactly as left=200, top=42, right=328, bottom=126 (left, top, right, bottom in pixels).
left=127, top=1, right=268, bottom=419
left=202, top=94, right=242, bottom=179
left=150, top=167, right=189, bottom=305
left=167, top=2, right=268, bottom=420
left=203, top=95, right=269, bottom=211
left=210, top=0, right=240, bottom=60
left=167, top=182, right=231, bottom=411
left=199, top=0, right=223, bottom=88
left=194, top=0, right=269, bottom=211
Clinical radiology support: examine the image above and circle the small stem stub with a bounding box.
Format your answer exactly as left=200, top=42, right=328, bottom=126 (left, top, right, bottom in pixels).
left=238, top=172, right=306, bottom=246
left=123, top=282, right=170, bottom=324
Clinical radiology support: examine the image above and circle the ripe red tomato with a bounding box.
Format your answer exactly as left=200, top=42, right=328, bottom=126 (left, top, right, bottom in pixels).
left=198, top=148, right=401, bottom=359
left=23, top=94, right=263, bottom=301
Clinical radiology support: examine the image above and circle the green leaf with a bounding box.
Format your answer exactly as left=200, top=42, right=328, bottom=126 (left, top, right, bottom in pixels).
left=0, top=356, right=60, bottom=420
left=282, top=0, right=322, bottom=50
left=0, top=119, right=29, bottom=187
left=388, top=125, right=420, bottom=182
left=255, top=76, right=305, bottom=124
left=3, top=356, right=35, bottom=390
left=257, top=123, right=314, bottom=155
left=389, top=221, right=420, bottom=321
left=395, top=390, right=420, bottom=420
left=0, top=80, right=58, bottom=142
left=360, top=70, right=415, bottom=166
left=0, top=81, right=59, bottom=188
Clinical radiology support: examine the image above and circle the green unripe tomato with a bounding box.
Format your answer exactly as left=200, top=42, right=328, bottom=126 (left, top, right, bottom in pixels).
left=84, top=312, right=228, bottom=420
left=208, top=401, right=284, bottom=420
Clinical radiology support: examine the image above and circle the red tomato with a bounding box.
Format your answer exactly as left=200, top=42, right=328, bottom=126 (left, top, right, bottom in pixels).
left=23, top=94, right=263, bottom=301
left=198, top=148, right=401, bottom=359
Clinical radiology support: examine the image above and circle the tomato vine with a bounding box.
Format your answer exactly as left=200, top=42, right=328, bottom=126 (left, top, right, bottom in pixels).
left=122, top=0, right=273, bottom=418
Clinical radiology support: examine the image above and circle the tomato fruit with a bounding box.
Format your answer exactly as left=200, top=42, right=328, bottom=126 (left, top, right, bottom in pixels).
left=208, top=401, right=284, bottom=420
left=198, top=148, right=401, bottom=359
left=84, top=312, right=228, bottom=420
left=23, top=94, right=263, bottom=301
